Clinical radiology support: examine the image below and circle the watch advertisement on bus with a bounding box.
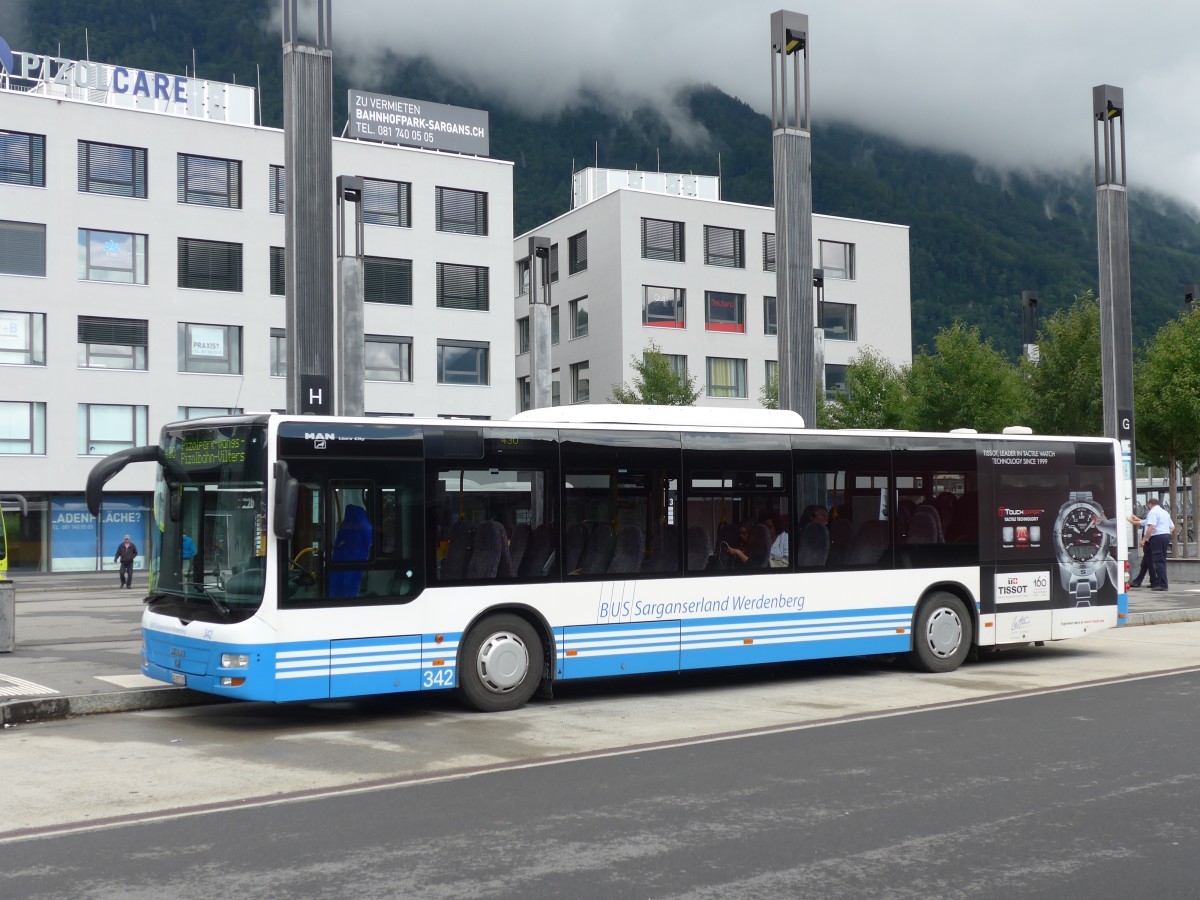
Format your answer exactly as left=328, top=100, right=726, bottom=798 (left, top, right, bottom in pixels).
left=981, top=443, right=1119, bottom=609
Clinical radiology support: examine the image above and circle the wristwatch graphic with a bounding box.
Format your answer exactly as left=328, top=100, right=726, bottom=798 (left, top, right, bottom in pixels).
left=1053, top=491, right=1111, bottom=602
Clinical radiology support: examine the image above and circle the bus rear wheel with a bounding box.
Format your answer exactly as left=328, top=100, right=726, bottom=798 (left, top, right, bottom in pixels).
left=910, top=592, right=972, bottom=673
left=459, top=614, right=544, bottom=712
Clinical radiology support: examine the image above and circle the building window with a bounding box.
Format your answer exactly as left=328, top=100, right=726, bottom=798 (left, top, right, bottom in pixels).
left=77, top=229, right=148, bottom=284
left=0, top=401, right=46, bottom=454
left=825, top=364, right=849, bottom=400
left=570, top=296, right=589, bottom=339
left=643, top=285, right=685, bottom=328
left=79, top=403, right=147, bottom=455
left=705, top=291, right=745, bottom=333
left=78, top=140, right=145, bottom=197
left=2, top=131, right=46, bottom=187
left=762, top=232, right=776, bottom=272
left=822, top=302, right=857, bottom=341
left=437, top=340, right=489, bottom=385
left=177, top=153, right=241, bottom=208
left=0, top=311, right=46, bottom=365
left=518, top=376, right=530, bottom=412
left=819, top=240, right=855, bottom=280
left=571, top=361, right=590, bottom=403
left=362, top=177, right=411, bottom=228
left=436, top=262, right=489, bottom=311
left=179, top=406, right=240, bottom=420
left=549, top=243, right=560, bottom=282
left=177, top=238, right=243, bottom=292
left=178, top=322, right=242, bottom=375
left=568, top=231, right=588, bottom=274
left=551, top=306, right=560, bottom=345
left=517, top=317, right=530, bottom=354
left=764, top=296, right=777, bottom=336
left=0, top=220, right=46, bottom=277
left=365, top=335, right=413, bottom=382
left=704, top=225, right=744, bottom=268
left=665, top=354, right=688, bottom=378
left=516, top=258, right=530, bottom=296
left=78, top=316, right=148, bottom=370
left=765, top=359, right=778, bottom=391
left=552, top=368, right=561, bottom=406
left=270, top=328, right=286, bottom=377
left=706, top=357, right=747, bottom=398
left=269, top=164, right=286, bottom=214
left=436, top=186, right=488, bottom=235
left=270, top=246, right=285, bottom=296
left=641, top=217, right=684, bottom=262
left=364, top=256, right=413, bottom=305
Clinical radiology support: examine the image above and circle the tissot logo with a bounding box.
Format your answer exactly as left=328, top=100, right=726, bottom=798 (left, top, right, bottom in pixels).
left=0, top=34, right=13, bottom=76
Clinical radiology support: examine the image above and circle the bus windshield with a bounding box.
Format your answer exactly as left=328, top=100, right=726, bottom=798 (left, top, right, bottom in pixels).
left=150, top=422, right=268, bottom=621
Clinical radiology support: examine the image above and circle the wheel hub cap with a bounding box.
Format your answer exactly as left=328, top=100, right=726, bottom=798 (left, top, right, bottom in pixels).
left=927, top=607, right=963, bottom=659
left=476, top=632, right=529, bottom=693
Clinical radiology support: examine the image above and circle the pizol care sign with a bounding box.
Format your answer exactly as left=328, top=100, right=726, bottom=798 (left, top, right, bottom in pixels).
left=348, top=89, right=489, bottom=156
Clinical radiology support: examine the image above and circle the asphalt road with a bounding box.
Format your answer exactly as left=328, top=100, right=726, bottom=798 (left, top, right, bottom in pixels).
left=3, top=624, right=1200, bottom=898
left=3, top=671, right=1199, bottom=898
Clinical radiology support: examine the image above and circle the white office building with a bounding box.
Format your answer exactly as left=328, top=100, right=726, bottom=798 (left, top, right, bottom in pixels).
left=0, top=63, right=514, bottom=572
left=513, top=167, right=911, bottom=411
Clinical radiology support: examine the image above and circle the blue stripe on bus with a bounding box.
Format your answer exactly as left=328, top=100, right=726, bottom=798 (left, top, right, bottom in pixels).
left=556, top=607, right=915, bottom=681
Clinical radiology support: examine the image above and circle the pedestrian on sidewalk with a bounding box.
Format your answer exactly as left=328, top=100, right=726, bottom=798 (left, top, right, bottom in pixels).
left=1134, top=499, right=1174, bottom=592
left=113, top=534, right=138, bottom=589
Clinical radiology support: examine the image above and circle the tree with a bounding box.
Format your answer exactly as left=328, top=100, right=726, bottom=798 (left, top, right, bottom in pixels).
left=760, top=371, right=833, bottom=427
left=1135, top=308, right=1200, bottom=552
left=825, top=347, right=910, bottom=430
left=1022, top=290, right=1103, bottom=436
left=907, top=320, right=1028, bottom=432
left=609, top=340, right=699, bottom=406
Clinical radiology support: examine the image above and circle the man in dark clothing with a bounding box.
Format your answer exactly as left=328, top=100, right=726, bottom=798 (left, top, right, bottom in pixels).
left=114, top=534, right=138, bottom=589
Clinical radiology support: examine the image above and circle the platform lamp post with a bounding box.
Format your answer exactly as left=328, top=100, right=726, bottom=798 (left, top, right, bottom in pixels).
left=527, top=236, right=552, bottom=410
left=1021, top=290, right=1039, bottom=362
left=1092, top=84, right=1136, bottom=537
left=770, top=10, right=815, bottom=427
left=335, top=175, right=364, bottom=416
left=1185, top=285, right=1200, bottom=308
left=813, top=268, right=825, bottom=398
left=1186, top=286, right=1200, bottom=556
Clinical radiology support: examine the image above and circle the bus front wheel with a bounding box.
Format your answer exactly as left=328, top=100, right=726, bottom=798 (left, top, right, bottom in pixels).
left=459, top=614, right=544, bottom=712
left=910, top=592, right=972, bottom=673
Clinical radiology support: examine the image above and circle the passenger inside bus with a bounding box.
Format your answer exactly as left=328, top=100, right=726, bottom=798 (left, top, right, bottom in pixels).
left=329, top=503, right=373, bottom=598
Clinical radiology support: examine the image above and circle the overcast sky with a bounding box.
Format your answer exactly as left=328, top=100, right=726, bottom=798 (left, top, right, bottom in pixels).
left=330, top=0, right=1200, bottom=211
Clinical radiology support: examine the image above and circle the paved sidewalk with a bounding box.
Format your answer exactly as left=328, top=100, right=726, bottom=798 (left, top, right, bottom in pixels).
left=3, top=571, right=1200, bottom=726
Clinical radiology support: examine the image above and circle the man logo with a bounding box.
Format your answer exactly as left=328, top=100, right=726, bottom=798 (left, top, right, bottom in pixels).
left=0, top=34, right=14, bottom=77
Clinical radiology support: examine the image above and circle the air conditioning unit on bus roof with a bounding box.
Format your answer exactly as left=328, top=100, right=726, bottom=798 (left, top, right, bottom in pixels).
left=512, top=404, right=805, bottom=429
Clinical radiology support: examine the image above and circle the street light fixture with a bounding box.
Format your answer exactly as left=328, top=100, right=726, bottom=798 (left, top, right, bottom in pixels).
left=1021, top=290, right=1039, bottom=362
left=527, top=236, right=552, bottom=409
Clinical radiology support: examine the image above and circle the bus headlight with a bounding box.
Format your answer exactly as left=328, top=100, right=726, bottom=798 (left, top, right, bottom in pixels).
left=221, top=653, right=250, bottom=668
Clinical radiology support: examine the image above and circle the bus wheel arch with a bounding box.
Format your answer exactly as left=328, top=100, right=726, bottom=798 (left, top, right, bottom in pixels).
left=457, top=606, right=553, bottom=712
left=910, top=586, right=974, bottom=673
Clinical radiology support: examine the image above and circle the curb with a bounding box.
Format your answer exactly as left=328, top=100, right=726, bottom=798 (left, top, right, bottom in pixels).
left=1124, top=609, right=1200, bottom=627
left=1, top=686, right=215, bottom=727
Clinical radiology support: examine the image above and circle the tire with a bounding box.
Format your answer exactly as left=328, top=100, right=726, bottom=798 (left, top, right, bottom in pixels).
left=459, top=614, right=544, bottom=712
left=910, top=592, right=972, bottom=673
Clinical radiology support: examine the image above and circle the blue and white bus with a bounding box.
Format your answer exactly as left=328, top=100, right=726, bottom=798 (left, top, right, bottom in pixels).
left=85, top=406, right=1128, bottom=712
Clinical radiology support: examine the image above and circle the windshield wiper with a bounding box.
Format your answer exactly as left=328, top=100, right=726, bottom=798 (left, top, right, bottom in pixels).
left=189, top=582, right=231, bottom=618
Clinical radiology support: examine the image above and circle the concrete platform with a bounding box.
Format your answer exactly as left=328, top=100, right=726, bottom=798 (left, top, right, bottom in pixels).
left=3, top=570, right=1199, bottom=725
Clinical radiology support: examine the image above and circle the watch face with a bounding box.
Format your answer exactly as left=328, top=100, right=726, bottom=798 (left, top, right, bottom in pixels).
left=1059, top=504, right=1104, bottom=562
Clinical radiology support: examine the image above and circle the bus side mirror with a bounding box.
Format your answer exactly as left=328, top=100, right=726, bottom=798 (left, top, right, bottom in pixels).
left=273, top=461, right=300, bottom=540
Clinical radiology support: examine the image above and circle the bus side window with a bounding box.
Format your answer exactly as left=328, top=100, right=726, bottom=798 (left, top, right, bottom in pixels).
left=328, top=481, right=374, bottom=599
left=286, top=482, right=324, bottom=599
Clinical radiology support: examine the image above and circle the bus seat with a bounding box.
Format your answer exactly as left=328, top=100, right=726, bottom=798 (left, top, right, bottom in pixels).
left=329, top=504, right=373, bottom=598
left=746, top=523, right=773, bottom=568
left=577, top=522, right=615, bottom=575
left=440, top=520, right=475, bottom=580
left=563, top=522, right=588, bottom=573
left=796, top=522, right=829, bottom=567
left=508, top=523, right=532, bottom=573
left=518, top=522, right=557, bottom=577
left=644, top=523, right=679, bottom=573
left=934, top=492, right=957, bottom=536
left=827, top=517, right=854, bottom=565
left=908, top=506, right=943, bottom=544
left=686, top=526, right=712, bottom=571
left=846, top=520, right=890, bottom=565
left=608, top=525, right=645, bottom=575
left=466, top=521, right=512, bottom=579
